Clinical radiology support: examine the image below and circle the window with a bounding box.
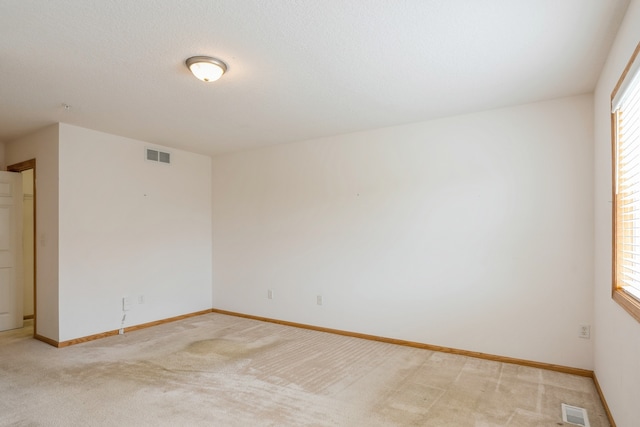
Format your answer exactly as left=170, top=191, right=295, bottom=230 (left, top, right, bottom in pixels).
left=612, top=42, right=640, bottom=322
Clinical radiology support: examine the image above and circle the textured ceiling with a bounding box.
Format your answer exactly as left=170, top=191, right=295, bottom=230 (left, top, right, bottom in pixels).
left=0, top=0, right=630, bottom=155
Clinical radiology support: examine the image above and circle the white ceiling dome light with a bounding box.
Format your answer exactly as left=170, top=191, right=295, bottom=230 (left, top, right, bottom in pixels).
left=186, top=56, right=227, bottom=82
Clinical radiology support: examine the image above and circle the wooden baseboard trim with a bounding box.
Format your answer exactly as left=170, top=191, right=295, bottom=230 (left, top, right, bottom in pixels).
left=56, top=309, right=213, bottom=348
left=58, top=330, right=120, bottom=348
left=23, top=314, right=34, bottom=320
left=34, top=334, right=59, bottom=347
left=124, top=309, right=213, bottom=333
left=211, top=308, right=594, bottom=378
left=593, top=373, right=616, bottom=427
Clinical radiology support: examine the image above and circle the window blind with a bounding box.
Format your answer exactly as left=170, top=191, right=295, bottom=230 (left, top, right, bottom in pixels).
left=615, top=65, right=640, bottom=301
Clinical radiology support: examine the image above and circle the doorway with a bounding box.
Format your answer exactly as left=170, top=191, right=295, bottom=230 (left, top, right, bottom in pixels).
left=7, top=159, right=36, bottom=336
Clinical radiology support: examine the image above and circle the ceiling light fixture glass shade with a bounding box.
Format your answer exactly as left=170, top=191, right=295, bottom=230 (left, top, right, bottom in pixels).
left=186, top=56, right=227, bottom=82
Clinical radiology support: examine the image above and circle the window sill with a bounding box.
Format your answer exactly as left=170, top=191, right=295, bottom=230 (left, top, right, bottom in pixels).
left=613, top=287, right=640, bottom=323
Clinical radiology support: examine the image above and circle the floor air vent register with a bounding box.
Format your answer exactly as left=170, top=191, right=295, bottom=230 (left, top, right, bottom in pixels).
left=561, top=403, right=590, bottom=427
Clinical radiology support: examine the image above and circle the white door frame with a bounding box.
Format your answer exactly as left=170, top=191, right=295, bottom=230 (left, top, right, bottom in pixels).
left=7, top=159, right=36, bottom=336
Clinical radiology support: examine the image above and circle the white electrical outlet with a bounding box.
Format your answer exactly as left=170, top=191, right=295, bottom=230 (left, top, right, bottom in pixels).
left=317, top=295, right=323, bottom=306
left=267, top=289, right=273, bottom=300
left=122, top=297, right=132, bottom=311
left=138, top=295, right=144, bottom=304
left=579, top=324, right=591, bottom=339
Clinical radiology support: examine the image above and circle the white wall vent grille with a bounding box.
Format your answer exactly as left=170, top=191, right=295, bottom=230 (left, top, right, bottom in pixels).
left=146, top=148, right=171, bottom=165
left=158, top=151, right=170, bottom=164
left=561, top=404, right=590, bottom=427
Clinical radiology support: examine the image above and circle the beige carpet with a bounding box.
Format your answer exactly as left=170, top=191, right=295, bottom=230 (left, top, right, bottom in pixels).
left=0, top=313, right=609, bottom=426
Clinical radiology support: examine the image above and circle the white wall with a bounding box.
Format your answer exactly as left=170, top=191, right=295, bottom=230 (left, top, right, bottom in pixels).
left=593, top=1, right=640, bottom=425
left=57, top=124, right=212, bottom=342
left=212, top=94, right=595, bottom=369
left=5, top=124, right=60, bottom=341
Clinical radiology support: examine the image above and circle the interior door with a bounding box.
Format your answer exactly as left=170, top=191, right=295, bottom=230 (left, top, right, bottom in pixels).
left=0, top=171, right=23, bottom=331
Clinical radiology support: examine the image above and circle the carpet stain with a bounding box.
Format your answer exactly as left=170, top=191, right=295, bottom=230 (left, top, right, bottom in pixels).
left=184, top=338, right=266, bottom=358
left=142, top=336, right=284, bottom=375
left=60, top=337, right=285, bottom=390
